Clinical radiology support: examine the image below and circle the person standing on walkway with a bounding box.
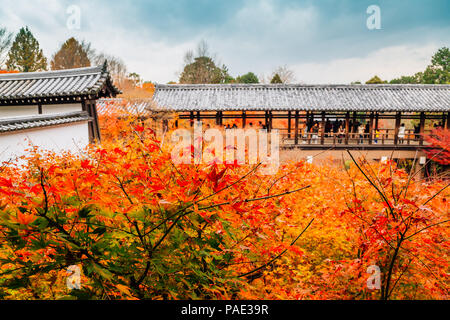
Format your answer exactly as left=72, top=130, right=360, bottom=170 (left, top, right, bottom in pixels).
left=398, top=123, right=406, bottom=144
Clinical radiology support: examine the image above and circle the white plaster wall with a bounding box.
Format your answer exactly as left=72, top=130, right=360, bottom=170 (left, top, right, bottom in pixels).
left=0, top=122, right=89, bottom=163
left=0, top=105, right=39, bottom=118
left=42, top=103, right=82, bottom=114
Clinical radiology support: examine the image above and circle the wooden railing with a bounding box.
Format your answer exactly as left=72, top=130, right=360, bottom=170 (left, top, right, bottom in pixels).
left=279, top=128, right=432, bottom=146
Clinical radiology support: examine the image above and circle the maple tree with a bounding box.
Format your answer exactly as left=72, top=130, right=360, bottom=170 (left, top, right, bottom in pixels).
left=424, top=128, right=450, bottom=165
left=0, top=113, right=448, bottom=300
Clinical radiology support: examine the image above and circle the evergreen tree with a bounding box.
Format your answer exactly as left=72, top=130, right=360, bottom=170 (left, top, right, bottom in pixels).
left=423, top=47, right=450, bottom=84
left=365, top=75, right=386, bottom=84
left=6, top=27, right=47, bottom=72
left=270, top=73, right=283, bottom=84
left=236, top=72, right=259, bottom=84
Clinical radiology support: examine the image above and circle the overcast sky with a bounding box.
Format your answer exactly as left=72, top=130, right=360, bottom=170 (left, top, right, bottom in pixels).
left=0, top=0, right=449, bottom=84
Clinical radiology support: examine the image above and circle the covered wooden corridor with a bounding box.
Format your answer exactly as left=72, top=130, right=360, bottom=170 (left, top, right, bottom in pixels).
left=152, top=83, right=450, bottom=153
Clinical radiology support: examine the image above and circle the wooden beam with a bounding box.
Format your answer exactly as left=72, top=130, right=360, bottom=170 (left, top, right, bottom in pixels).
left=375, top=112, right=379, bottom=130
left=320, top=111, right=325, bottom=145
left=92, top=101, right=101, bottom=142
left=352, top=111, right=357, bottom=133
left=215, top=111, right=220, bottom=125
left=294, top=110, right=299, bottom=145
left=265, top=111, right=269, bottom=129
left=419, top=112, right=425, bottom=146
left=345, top=111, right=350, bottom=145
left=394, top=112, right=401, bottom=145
left=305, top=111, right=310, bottom=132
left=82, top=101, right=93, bottom=143
left=269, top=111, right=273, bottom=132
left=369, top=112, right=374, bottom=145
left=287, top=111, right=291, bottom=138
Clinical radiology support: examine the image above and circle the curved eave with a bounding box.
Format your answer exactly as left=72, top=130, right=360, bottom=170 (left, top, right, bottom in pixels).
left=0, top=66, right=121, bottom=104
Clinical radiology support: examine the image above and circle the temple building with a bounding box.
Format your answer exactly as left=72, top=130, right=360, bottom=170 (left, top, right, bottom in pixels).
left=152, top=83, right=450, bottom=162
left=0, top=64, right=120, bottom=163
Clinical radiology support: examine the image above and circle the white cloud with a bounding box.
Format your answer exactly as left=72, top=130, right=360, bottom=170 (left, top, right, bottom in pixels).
left=291, top=44, right=439, bottom=84
left=0, top=0, right=447, bottom=84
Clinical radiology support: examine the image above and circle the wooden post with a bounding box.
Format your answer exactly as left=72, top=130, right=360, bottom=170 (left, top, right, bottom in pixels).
left=190, top=112, right=194, bottom=127
left=82, top=101, right=94, bottom=143
left=369, top=112, right=374, bottom=144
left=196, top=111, right=200, bottom=122
left=345, top=111, right=350, bottom=145
left=265, top=111, right=269, bottom=129
left=242, top=111, right=246, bottom=128
left=287, top=111, right=291, bottom=138
left=352, top=112, right=357, bottom=133
left=394, top=112, right=401, bottom=145
left=447, top=112, right=450, bottom=130
left=375, top=112, right=379, bottom=130
left=294, top=110, right=299, bottom=145
left=320, top=111, right=325, bottom=145
left=419, top=112, right=425, bottom=146
left=215, top=111, right=220, bottom=125
left=269, top=111, right=273, bottom=132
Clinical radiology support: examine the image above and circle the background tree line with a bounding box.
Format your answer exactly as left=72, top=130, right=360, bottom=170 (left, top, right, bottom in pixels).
left=0, top=26, right=135, bottom=91
left=358, top=47, right=450, bottom=85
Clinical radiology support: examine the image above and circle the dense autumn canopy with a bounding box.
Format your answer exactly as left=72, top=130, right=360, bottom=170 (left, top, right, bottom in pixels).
left=0, top=113, right=448, bottom=300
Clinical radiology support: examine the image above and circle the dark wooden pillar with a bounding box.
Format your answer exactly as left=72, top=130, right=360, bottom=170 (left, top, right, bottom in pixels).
left=305, top=111, right=310, bottom=132
left=265, top=111, right=269, bottom=130
left=196, top=111, right=200, bottom=122
left=287, top=111, right=292, bottom=138
left=320, top=111, right=325, bottom=145
left=38, top=104, right=42, bottom=114
left=419, top=112, right=425, bottom=146
left=268, top=111, right=273, bottom=132
left=442, top=112, right=447, bottom=128
left=92, top=102, right=101, bottom=142
left=215, top=111, right=220, bottom=125
left=242, top=111, right=246, bottom=128
left=352, top=112, right=357, bottom=133
left=394, top=112, right=401, bottom=145
left=447, top=112, right=450, bottom=130
left=83, top=100, right=101, bottom=142
left=294, top=111, right=299, bottom=145
left=345, top=111, right=350, bottom=145
left=369, top=112, right=374, bottom=144
left=190, top=111, right=194, bottom=127
left=82, top=101, right=93, bottom=142
left=375, top=112, right=379, bottom=130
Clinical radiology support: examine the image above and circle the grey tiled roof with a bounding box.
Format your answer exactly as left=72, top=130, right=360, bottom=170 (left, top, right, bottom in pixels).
left=153, top=84, right=450, bottom=112
left=0, top=111, right=91, bottom=133
left=0, top=64, right=120, bottom=103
